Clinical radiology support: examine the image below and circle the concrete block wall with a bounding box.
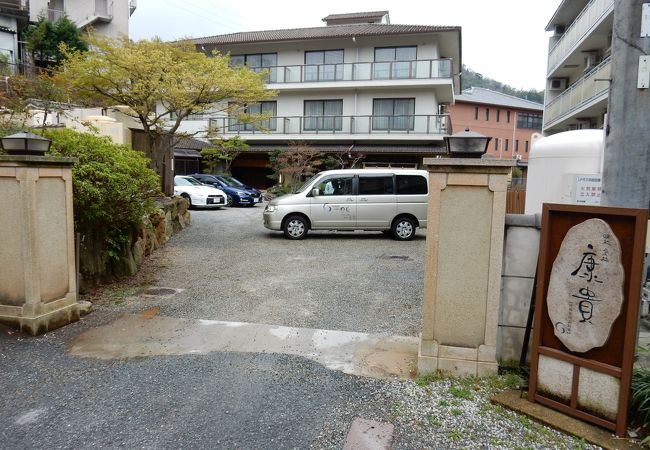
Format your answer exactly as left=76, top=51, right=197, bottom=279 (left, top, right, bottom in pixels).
left=498, top=213, right=541, bottom=363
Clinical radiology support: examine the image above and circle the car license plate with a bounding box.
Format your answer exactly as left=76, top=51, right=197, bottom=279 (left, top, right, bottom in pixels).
left=254, top=197, right=260, bottom=203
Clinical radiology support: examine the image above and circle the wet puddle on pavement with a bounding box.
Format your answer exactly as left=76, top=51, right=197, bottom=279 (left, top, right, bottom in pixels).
left=68, top=314, right=418, bottom=380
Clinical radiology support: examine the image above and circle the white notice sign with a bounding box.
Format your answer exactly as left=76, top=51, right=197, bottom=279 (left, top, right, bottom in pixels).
left=574, top=175, right=602, bottom=205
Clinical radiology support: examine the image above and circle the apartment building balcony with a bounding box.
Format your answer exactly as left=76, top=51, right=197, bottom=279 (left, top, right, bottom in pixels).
left=547, top=0, right=614, bottom=77
left=207, top=114, right=451, bottom=142
left=543, top=57, right=610, bottom=132
left=0, top=0, right=28, bottom=15
left=259, top=59, right=453, bottom=97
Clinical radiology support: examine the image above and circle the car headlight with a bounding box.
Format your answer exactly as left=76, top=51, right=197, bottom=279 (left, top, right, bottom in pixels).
left=265, top=205, right=277, bottom=213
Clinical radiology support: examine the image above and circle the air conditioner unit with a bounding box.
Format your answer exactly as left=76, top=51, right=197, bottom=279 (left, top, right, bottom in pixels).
left=549, top=78, right=567, bottom=91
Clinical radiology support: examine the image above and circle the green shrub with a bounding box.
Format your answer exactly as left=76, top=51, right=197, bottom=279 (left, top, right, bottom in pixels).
left=631, top=368, right=650, bottom=428
left=43, top=128, right=160, bottom=279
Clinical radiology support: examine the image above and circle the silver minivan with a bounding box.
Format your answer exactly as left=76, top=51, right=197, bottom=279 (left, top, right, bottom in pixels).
left=263, top=169, right=429, bottom=240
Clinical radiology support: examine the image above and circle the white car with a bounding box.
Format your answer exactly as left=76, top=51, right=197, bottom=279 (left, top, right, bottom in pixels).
left=174, top=175, right=227, bottom=209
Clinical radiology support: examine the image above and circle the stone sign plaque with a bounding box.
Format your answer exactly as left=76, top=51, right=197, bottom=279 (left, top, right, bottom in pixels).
left=546, top=218, right=625, bottom=353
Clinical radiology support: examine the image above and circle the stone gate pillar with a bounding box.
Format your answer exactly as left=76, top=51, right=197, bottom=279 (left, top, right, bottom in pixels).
left=418, top=159, right=514, bottom=376
left=0, top=155, right=79, bottom=335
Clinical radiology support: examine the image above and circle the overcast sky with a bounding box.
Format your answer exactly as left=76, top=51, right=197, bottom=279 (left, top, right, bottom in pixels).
left=129, top=0, right=561, bottom=91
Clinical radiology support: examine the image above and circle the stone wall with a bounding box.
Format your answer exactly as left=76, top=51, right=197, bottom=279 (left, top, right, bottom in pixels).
left=78, top=197, right=190, bottom=291
left=498, top=214, right=541, bottom=363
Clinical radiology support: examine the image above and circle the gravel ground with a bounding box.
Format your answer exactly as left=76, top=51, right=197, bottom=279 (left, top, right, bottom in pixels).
left=0, top=204, right=606, bottom=448
left=91, top=204, right=425, bottom=336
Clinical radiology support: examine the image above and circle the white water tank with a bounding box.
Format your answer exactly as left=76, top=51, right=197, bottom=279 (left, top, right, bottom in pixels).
left=525, top=129, right=604, bottom=215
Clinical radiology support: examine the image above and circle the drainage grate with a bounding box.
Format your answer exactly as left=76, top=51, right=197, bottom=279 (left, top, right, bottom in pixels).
left=143, top=287, right=178, bottom=296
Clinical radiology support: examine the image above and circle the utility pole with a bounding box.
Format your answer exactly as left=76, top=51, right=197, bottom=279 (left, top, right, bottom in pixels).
left=601, top=1, right=650, bottom=209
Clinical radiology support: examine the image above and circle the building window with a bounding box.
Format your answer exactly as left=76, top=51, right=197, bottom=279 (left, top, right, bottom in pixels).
left=485, top=108, right=490, bottom=121
left=373, top=46, right=417, bottom=79
left=505, top=139, right=509, bottom=151
left=372, top=98, right=415, bottom=131
left=230, top=53, right=278, bottom=82
left=517, top=112, right=543, bottom=129
left=304, top=49, right=344, bottom=81
left=525, top=141, right=529, bottom=153
left=515, top=140, right=519, bottom=152
left=494, top=138, right=499, bottom=150
left=507, top=111, right=511, bottom=123
left=496, top=110, right=500, bottom=122
left=229, top=101, right=277, bottom=131
left=304, top=100, right=343, bottom=131
left=474, top=107, right=479, bottom=120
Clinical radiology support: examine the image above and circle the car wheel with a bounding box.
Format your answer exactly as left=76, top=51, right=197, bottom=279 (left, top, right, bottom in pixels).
left=226, top=194, right=234, bottom=207
left=283, top=215, right=308, bottom=240
left=181, top=193, right=192, bottom=209
left=391, top=216, right=416, bottom=241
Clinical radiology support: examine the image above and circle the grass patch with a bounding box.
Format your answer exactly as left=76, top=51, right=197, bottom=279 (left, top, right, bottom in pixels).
left=450, top=408, right=463, bottom=416
left=415, top=370, right=445, bottom=386
left=438, top=399, right=449, bottom=407
left=449, top=429, right=462, bottom=441
left=449, top=385, right=473, bottom=400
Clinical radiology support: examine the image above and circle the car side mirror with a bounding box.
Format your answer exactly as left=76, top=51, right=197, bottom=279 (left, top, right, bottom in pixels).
left=311, top=188, right=320, bottom=197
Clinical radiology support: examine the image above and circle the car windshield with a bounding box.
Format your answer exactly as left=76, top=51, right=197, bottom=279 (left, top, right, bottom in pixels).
left=295, top=174, right=319, bottom=193
left=175, top=177, right=202, bottom=186
left=218, top=176, right=245, bottom=187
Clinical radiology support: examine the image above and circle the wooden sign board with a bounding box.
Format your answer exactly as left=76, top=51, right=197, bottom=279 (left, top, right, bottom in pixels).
left=529, top=203, right=648, bottom=436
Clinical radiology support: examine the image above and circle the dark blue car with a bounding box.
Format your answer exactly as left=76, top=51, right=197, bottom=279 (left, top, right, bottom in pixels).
left=191, top=174, right=263, bottom=206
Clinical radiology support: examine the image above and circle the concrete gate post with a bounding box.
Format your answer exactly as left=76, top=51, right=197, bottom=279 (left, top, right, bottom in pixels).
left=0, top=155, right=79, bottom=335
left=418, top=159, right=514, bottom=376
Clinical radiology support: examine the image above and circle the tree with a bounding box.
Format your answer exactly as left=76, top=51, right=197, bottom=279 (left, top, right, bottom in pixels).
left=268, top=142, right=324, bottom=190
left=23, top=14, right=88, bottom=67
left=200, top=136, right=249, bottom=174
left=0, top=71, right=67, bottom=134
left=323, top=146, right=366, bottom=170
left=58, top=34, right=275, bottom=193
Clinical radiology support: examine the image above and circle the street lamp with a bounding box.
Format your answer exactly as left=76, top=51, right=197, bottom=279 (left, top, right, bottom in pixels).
left=1, top=132, right=52, bottom=156
left=444, top=128, right=491, bottom=158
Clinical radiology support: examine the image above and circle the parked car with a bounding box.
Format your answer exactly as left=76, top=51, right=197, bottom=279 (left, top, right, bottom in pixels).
left=263, top=169, right=429, bottom=240
left=191, top=173, right=262, bottom=206
left=174, top=175, right=227, bottom=209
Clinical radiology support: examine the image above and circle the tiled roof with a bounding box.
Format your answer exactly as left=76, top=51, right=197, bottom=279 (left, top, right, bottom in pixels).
left=174, top=137, right=213, bottom=150
left=455, top=87, right=543, bottom=111
left=193, top=23, right=460, bottom=46
left=322, top=11, right=388, bottom=21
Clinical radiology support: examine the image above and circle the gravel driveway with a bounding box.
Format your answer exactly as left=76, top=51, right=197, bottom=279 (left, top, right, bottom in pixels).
left=114, top=204, right=426, bottom=336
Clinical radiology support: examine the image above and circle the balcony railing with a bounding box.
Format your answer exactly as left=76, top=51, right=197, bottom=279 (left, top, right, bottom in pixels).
left=208, top=114, right=451, bottom=136
left=544, top=57, right=611, bottom=128
left=47, top=8, right=64, bottom=21
left=547, top=0, right=614, bottom=74
left=248, top=59, right=452, bottom=84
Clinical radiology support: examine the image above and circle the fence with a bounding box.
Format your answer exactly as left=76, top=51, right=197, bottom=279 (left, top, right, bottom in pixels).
left=506, top=191, right=526, bottom=214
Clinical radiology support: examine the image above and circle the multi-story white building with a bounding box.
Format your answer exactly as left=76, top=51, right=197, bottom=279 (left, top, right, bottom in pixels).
left=543, top=0, right=614, bottom=134
left=184, top=11, right=461, bottom=187
left=29, top=0, right=136, bottom=38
